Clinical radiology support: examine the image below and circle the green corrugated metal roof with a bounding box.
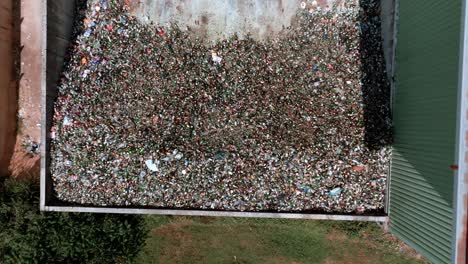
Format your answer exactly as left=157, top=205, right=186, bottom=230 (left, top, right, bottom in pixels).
left=389, top=0, right=462, bottom=263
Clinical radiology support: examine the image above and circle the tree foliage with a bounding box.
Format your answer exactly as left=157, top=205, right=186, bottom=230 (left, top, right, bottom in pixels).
left=0, top=178, right=147, bottom=264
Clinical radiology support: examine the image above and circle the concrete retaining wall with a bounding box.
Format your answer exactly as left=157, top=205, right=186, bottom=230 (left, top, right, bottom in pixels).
left=128, top=0, right=347, bottom=41
left=42, top=0, right=396, bottom=216
left=43, top=0, right=77, bottom=205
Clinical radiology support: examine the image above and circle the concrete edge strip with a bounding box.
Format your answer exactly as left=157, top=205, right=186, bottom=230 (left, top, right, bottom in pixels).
left=43, top=206, right=387, bottom=222
left=38, top=0, right=390, bottom=222
left=40, top=0, right=47, bottom=211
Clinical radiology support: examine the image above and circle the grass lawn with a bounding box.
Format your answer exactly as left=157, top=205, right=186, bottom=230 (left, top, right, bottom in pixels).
left=138, top=216, right=427, bottom=264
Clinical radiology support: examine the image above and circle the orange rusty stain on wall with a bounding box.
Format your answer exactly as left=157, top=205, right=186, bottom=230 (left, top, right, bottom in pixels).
left=465, top=130, right=468, bottom=147
left=456, top=193, right=467, bottom=264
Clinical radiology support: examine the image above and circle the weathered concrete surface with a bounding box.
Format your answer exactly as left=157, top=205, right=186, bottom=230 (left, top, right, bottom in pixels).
left=18, top=0, right=42, bottom=143
left=128, top=0, right=394, bottom=75
left=42, top=0, right=77, bottom=206
left=46, top=0, right=76, bottom=138
left=7, top=0, right=44, bottom=179
left=0, top=0, right=17, bottom=177
left=128, top=0, right=339, bottom=41
left=47, top=0, right=76, bottom=98
left=42, top=0, right=396, bottom=211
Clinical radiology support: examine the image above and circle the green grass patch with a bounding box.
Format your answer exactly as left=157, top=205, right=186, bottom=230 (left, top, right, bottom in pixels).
left=138, top=216, right=426, bottom=264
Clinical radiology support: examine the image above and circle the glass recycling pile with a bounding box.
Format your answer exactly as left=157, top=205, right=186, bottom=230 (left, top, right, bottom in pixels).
left=51, top=0, right=392, bottom=213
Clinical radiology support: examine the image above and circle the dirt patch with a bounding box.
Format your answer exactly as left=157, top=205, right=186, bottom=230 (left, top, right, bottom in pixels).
left=152, top=219, right=193, bottom=235
left=152, top=220, right=203, bottom=263
left=382, top=232, right=426, bottom=261
left=326, top=230, right=348, bottom=243
left=325, top=232, right=377, bottom=264
left=266, top=256, right=299, bottom=264
left=8, top=138, right=40, bottom=179
left=324, top=252, right=376, bottom=264
left=198, top=216, right=217, bottom=224
left=327, top=228, right=427, bottom=264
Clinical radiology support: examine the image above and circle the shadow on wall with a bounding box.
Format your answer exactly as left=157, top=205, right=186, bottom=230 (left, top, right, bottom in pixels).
left=0, top=0, right=20, bottom=177
left=46, top=0, right=88, bottom=201
left=359, top=0, right=393, bottom=149
left=385, top=0, right=462, bottom=262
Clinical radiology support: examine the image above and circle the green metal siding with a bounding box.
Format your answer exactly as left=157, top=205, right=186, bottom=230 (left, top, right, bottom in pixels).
left=390, top=1, right=462, bottom=263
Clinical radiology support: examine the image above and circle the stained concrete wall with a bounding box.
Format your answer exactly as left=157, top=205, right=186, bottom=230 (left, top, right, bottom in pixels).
left=19, top=0, right=44, bottom=144
left=47, top=1, right=76, bottom=101
left=44, top=0, right=76, bottom=204
left=0, top=1, right=17, bottom=177
left=129, top=0, right=340, bottom=41
left=46, top=0, right=76, bottom=141
left=130, top=0, right=394, bottom=75
left=43, top=0, right=396, bottom=206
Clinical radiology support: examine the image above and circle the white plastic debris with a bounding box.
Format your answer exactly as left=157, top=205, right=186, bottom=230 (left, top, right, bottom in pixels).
left=301, top=2, right=307, bottom=9
left=69, top=175, right=78, bottom=182
left=145, top=159, right=159, bottom=172
left=82, top=69, right=91, bottom=78
left=83, top=30, right=92, bottom=38
left=211, top=52, right=222, bottom=64
left=329, top=187, right=342, bottom=197
left=63, top=116, right=72, bottom=126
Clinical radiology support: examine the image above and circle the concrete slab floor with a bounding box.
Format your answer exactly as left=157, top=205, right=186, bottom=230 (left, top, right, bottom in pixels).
left=8, top=0, right=43, bottom=178
left=18, top=0, right=42, bottom=143
left=42, top=0, right=396, bottom=216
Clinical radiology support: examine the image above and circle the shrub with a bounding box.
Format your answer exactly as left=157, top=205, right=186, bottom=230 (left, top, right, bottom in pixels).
left=0, top=177, right=147, bottom=264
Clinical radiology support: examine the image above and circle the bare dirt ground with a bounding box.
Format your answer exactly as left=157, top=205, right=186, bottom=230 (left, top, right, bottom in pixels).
left=9, top=140, right=40, bottom=179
